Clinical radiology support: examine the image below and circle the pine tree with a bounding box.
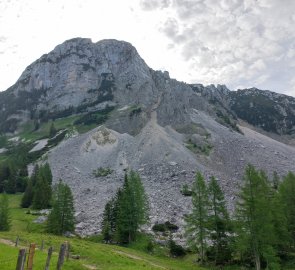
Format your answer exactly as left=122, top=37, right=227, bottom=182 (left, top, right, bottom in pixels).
left=21, top=179, right=34, bottom=208
left=40, top=163, right=53, bottom=185
left=207, top=176, right=232, bottom=264
left=0, top=193, right=10, bottom=231
left=278, top=172, right=295, bottom=248
left=32, top=173, right=52, bottom=209
left=235, top=165, right=279, bottom=270
left=46, top=180, right=75, bottom=235
left=116, top=171, right=149, bottom=243
left=101, top=200, right=114, bottom=243
left=185, top=172, right=209, bottom=264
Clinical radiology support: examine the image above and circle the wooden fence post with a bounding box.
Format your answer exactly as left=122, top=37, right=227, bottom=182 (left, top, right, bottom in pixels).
left=40, top=240, right=44, bottom=251
left=44, top=247, right=53, bottom=270
left=15, top=236, right=19, bottom=247
left=56, top=243, right=66, bottom=270
left=65, top=241, right=70, bottom=261
left=26, top=243, right=36, bottom=270
left=15, top=248, right=26, bottom=270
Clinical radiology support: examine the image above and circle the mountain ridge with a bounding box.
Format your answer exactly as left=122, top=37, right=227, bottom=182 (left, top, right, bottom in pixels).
left=1, top=38, right=295, bottom=236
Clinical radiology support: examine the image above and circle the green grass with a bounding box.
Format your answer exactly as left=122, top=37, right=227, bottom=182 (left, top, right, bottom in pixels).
left=19, top=115, right=81, bottom=142
left=0, top=194, right=207, bottom=270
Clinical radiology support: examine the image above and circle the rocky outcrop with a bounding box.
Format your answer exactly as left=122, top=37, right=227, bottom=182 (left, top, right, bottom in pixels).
left=1, top=37, right=295, bottom=235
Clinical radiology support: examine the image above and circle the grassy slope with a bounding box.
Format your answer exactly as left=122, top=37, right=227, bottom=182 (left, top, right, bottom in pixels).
left=0, top=194, right=205, bottom=270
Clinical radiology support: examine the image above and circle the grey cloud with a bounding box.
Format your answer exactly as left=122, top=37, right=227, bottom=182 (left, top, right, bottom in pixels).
left=141, top=0, right=295, bottom=95
left=140, top=0, right=171, bottom=11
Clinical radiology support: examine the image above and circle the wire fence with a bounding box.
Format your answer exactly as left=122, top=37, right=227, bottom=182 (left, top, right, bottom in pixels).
left=0, top=237, right=70, bottom=270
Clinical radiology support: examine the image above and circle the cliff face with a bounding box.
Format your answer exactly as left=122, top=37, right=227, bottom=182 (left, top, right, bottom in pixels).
left=1, top=38, right=295, bottom=236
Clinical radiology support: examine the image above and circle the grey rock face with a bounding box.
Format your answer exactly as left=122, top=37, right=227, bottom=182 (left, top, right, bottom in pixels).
left=1, top=37, right=295, bottom=236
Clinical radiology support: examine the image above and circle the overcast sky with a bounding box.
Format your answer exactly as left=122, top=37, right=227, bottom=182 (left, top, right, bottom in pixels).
left=0, top=0, right=295, bottom=96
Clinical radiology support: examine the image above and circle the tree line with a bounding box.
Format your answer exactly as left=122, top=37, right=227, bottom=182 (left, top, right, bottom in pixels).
left=185, top=165, right=295, bottom=270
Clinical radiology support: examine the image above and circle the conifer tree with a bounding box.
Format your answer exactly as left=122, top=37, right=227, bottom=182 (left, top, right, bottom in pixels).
left=21, top=179, right=34, bottom=208
left=235, top=165, right=279, bottom=270
left=207, top=176, right=232, bottom=264
left=278, top=172, right=295, bottom=248
left=185, top=172, right=209, bottom=264
left=116, top=171, right=149, bottom=243
left=32, top=173, right=51, bottom=209
left=101, top=200, right=114, bottom=243
left=46, top=180, right=75, bottom=235
left=0, top=193, right=10, bottom=231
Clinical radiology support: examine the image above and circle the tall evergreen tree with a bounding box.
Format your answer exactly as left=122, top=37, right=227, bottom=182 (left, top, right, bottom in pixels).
left=207, top=176, right=232, bottom=264
left=116, top=171, right=149, bottom=243
left=278, top=172, right=295, bottom=248
left=32, top=173, right=51, bottom=209
left=0, top=193, right=10, bottom=231
left=21, top=179, right=34, bottom=208
left=46, top=180, right=75, bottom=235
left=235, top=165, right=279, bottom=270
left=185, top=172, right=209, bottom=264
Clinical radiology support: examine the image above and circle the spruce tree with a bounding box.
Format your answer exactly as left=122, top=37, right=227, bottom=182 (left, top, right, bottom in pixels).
left=32, top=173, right=52, bottom=209
left=185, top=172, right=209, bottom=264
left=207, top=176, right=232, bottom=264
left=278, top=172, right=295, bottom=248
left=47, top=180, right=75, bottom=235
left=0, top=193, right=10, bottom=231
left=235, top=165, right=279, bottom=270
left=21, top=179, right=34, bottom=208
left=116, top=171, right=149, bottom=243
left=101, top=200, right=114, bottom=243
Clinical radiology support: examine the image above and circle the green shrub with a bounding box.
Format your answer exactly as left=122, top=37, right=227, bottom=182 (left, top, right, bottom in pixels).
left=152, top=221, right=179, bottom=232
left=93, top=167, right=113, bottom=177
left=169, top=239, right=186, bottom=257
left=180, top=184, right=193, bottom=196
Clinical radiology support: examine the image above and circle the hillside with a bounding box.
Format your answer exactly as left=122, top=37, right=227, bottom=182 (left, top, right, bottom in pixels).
left=0, top=38, right=295, bottom=237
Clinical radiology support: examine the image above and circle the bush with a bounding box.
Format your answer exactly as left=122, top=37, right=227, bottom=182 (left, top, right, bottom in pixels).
left=152, top=221, right=179, bottom=232
left=169, top=239, right=186, bottom=257
left=165, top=221, right=179, bottom=232
left=93, top=167, right=113, bottom=177
left=181, top=184, right=193, bottom=196
left=152, top=223, right=167, bottom=232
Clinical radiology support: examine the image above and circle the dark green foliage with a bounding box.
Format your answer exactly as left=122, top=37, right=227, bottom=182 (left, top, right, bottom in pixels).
left=181, top=184, right=193, bottom=196
left=0, top=135, right=8, bottom=148
left=152, top=222, right=179, bottom=232
left=49, top=122, right=57, bottom=138
left=129, top=106, right=142, bottom=118
left=21, top=179, right=34, bottom=208
left=0, top=193, right=10, bottom=231
left=101, top=171, right=149, bottom=244
left=169, top=238, right=186, bottom=257
left=185, top=172, right=209, bottom=264
left=46, top=180, right=75, bottom=235
left=23, top=163, right=53, bottom=209
left=207, top=176, right=232, bottom=265
left=229, top=89, right=295, bottom=135
left=278, top=172, right=295, bottom=247
left=186, top=139, right=213, bottom=156
left=32, top=172, right=52, bottom=210
left=74, top=106, right=114, bottom=126
left=93, top=167, right=113, bottom=177
left=101, top=198, right=117, bottom=243
left=216, top=109, right=241, bottom=133
left=152, top=223, right=166, bottom=232
left=235, top=165, right=279, bottom=270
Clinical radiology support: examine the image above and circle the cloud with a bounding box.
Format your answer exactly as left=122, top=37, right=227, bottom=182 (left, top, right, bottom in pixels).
left=140, top=0, right=170, bottom=11
left=140, top=0, right=295, bottom=96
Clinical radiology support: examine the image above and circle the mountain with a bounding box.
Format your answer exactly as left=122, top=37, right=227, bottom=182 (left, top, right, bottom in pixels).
left=1, top=38, right=295, bottom=236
